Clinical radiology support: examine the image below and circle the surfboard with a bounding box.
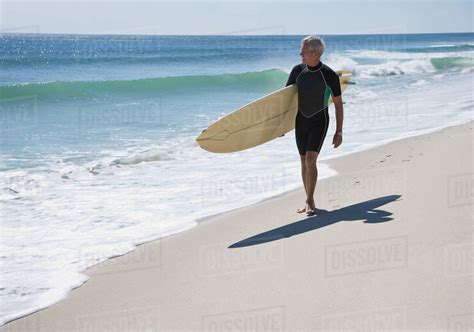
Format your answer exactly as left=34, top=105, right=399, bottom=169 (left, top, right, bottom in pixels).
left=196, top=70, right=353, bottom=153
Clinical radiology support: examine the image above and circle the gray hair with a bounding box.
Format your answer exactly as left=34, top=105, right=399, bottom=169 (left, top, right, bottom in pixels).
left=301, top=35, right=325, bottom=56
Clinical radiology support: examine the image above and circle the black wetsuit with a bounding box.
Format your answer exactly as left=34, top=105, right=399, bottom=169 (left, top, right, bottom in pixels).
left=286, top=62, right=341, bottom=155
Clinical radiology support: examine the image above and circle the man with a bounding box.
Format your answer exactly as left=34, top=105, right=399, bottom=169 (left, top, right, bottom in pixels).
left=286, top=35, right=344, bottom=216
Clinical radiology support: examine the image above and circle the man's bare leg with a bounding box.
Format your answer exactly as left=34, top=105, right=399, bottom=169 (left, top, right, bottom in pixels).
left=296, top=154, right=310, bottom=213
left=304, top=151, right=319, bottom=214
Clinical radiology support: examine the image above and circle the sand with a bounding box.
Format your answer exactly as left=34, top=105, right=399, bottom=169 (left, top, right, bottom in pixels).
left=2, top=122, right=473, bottom=331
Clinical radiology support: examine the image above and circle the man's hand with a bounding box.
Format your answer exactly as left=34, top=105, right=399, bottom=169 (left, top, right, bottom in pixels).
left=332, top=132, right=342, bottom=148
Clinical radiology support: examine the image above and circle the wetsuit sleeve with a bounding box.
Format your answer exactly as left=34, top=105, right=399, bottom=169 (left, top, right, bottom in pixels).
left=285, top=65, right=302, bottom=87
left=326, top=70, right=342, bottom=97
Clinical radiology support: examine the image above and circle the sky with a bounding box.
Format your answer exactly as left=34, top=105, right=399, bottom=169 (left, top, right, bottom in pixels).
left=1, top=0, right=472, bottom=35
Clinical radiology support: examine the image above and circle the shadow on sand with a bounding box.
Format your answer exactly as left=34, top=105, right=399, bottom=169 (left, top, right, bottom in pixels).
left=229, top=195, right=401, bottom=249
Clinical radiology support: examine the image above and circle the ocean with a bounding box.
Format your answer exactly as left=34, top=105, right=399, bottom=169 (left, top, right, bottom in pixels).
left=1, top=32, right=473, bottom=325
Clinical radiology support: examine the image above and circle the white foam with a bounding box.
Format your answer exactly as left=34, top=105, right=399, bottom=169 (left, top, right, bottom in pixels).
left=355, top=59, right=436, bottom=78
left=428, top=44, right=456, bottom=48
left=349, top=90, right=379, bottom=102
left=330, top=47, right=473, bottom=79
left=325, top=54, right=358, bottom=72
left=461, top=67, right=474, bottom=74
left=346, top=49, right=474, bottom=60
left=410, top=79, right=429, bottom=87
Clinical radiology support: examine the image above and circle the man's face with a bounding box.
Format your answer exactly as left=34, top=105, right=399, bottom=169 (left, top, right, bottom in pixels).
left=300, top=44, right=319, bottom=64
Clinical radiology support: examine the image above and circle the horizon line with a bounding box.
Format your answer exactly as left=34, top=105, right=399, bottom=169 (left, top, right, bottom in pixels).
left=1, top=31, right=473, bottom=37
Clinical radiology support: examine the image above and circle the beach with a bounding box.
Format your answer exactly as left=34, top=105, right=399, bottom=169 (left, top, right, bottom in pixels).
left=3, top=121, right=472, bottom=331
left=1, top=32, right=473, bottom=329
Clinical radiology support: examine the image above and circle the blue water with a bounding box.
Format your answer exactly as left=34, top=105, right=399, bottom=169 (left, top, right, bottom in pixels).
left=1, top=32, right=473, bottom=326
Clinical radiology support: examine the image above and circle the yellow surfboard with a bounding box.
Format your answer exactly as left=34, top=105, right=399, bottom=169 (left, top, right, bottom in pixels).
left=196, top=70, right=353, bottom=153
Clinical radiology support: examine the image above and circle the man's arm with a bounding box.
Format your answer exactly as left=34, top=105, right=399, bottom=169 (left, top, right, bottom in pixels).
left=286, top=65, right=302, bottom=87
left=332, top=95, right=344, bottom=148
left=333, top=95, right=343, bottom=133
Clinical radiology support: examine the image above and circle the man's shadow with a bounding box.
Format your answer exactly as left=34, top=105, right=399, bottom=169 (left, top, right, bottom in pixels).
left=229, top=195, right=401, bottom=249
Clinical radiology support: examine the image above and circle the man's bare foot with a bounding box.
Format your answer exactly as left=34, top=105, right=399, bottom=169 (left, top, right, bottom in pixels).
left=296, top=203, right=310, bottom=213
left=306, top=200, right=316, bottom=216
left=297, top=200, right=316, bottom=214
